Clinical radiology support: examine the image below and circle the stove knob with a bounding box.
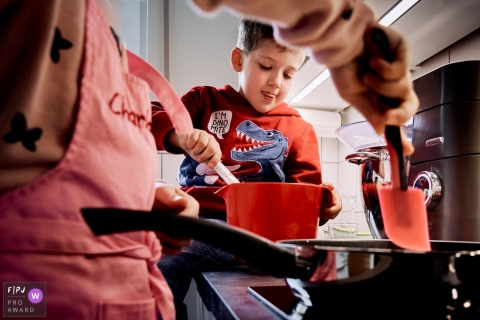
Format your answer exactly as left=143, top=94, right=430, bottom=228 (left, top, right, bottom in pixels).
left=413, top=171, right=442, bottom=211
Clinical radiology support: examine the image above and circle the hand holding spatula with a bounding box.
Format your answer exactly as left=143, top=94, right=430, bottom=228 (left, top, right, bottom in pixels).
left=129, top=50, right=240, bottom=184
left=368, top=27, right=431, bottom=251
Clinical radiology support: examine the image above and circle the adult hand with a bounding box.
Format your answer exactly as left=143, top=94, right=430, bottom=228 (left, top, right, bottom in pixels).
left=186, top=0, right=417, bottom=155
left=319, top=182, right=342, bottom=224
left=329, top=25, right=418, bottom=156
left=152, top=182, right=199, bottom=255
left=169, top=129, right=222, bottom=169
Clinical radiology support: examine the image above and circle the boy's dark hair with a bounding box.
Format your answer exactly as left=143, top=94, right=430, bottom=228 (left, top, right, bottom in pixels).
left=237, top=19, right=310, bottom=66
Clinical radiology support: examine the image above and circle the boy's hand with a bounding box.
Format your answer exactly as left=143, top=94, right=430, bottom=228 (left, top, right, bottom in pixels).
left=152, top=182, right=199, bottom=256
left=169, top=129, right=222, bottom=169
left=319, top=182, right=342, bottom=224
left=329, top=25, right=418, bottom=156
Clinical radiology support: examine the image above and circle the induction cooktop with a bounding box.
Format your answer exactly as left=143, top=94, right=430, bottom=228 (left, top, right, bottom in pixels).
left=248, top=285, right=309, bottom=320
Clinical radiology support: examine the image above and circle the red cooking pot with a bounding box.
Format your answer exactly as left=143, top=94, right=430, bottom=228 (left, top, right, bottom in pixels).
left=215, top=182, right=332, bottom=241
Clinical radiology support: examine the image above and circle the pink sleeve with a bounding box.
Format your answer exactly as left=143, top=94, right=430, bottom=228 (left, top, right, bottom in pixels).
left=189, top=0, right=375, bottom=68
left=151, top=102, right=183, bottom=153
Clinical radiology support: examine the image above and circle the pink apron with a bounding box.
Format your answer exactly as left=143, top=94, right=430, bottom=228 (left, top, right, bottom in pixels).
left=0, top=0, right=192, bottom=319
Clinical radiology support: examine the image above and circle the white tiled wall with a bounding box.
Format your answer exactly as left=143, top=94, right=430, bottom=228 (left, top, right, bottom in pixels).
left=317, top=136, right=371, bottom=238
left=337, top=142, right=359, bottom=197
left=321, top=137, right=338, bottom=163
left=320, top=137, right=338, bottom=189
left=321, top=163, right=338, bottom=190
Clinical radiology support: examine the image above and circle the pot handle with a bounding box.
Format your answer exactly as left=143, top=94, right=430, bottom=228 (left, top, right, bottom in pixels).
left=81, top=208, right=323, bottom=280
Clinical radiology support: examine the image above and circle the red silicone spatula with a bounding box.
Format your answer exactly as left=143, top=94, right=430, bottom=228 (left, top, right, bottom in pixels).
left=370, top=28, right=431, bottom=251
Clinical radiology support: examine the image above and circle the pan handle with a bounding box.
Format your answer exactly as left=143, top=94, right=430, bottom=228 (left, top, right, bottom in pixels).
left=81, top=208, right=323, bottom=280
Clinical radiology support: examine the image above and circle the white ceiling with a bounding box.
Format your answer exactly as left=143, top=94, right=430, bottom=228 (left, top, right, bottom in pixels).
left=288, top=0, right=480, bottom=113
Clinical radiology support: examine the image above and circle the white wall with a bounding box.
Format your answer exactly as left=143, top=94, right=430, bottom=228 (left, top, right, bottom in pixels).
left=114, top=0, right=148, bottom=59
left=168, top=0, right=239, bottom=95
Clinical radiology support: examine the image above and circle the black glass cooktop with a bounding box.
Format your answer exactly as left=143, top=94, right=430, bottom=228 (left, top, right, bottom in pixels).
left=248, top=285, right=309, bottom=320
left=247, top=246, right=480, bottom=320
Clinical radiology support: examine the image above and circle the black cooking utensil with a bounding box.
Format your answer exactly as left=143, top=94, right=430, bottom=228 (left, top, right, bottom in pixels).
left=81, top=208, right=325, bottom=280
left=371, top=27, right=407, bottom=190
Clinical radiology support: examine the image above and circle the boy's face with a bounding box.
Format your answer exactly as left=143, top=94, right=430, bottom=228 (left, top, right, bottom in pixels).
left=233, top=40, right=306, bottom=113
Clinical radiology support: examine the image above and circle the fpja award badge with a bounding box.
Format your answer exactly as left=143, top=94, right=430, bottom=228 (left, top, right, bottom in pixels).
left=3, top=282, right=46, bottom=317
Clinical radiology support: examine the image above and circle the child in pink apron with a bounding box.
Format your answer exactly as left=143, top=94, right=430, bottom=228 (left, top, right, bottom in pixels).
left=0, top=0, right=195, bottom=319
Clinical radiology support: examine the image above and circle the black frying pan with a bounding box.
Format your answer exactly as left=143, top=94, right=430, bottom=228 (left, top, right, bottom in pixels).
left=81, top=207, right=480, bottom=319
left=81, top=207, right=326, bottom=280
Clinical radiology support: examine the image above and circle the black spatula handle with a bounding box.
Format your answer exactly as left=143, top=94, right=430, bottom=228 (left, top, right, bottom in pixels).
left=371, top=27, right=408, bottom=190
left=385, top=126, right=408, bottom=190
left=81, top=208, right=321, bottom=280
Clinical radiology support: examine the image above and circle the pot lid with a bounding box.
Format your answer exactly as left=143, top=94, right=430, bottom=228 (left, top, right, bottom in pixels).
left=335, top=120, right=412, bottom=151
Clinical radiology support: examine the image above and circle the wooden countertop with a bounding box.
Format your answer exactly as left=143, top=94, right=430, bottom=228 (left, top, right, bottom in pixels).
left=195, top=266, right=289, bottom=320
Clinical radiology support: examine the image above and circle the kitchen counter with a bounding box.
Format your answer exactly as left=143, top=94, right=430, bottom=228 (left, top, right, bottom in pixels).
left=195, top=266, right=289, bottom=320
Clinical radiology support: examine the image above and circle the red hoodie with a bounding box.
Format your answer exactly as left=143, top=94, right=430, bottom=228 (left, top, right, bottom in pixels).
left=152, top=85, right=322, bottom=214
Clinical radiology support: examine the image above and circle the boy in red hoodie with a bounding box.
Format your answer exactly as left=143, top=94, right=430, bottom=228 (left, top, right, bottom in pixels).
left=151, top=19, right=341, bottom=319
left=152, top=20, right=340, bottom=217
